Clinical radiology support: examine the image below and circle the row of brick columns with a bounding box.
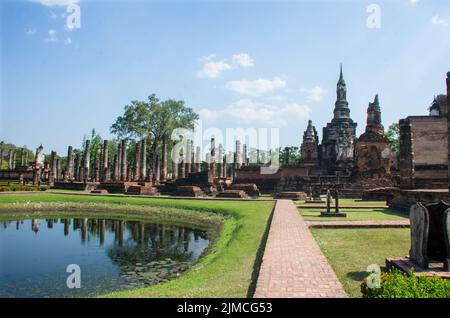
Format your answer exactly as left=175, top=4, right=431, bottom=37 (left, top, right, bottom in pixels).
left=33, top=136, right=251, bottom=185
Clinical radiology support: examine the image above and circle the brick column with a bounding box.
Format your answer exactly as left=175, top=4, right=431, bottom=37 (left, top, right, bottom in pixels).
left=94, top=152, right=100, bottom=182
left=120, top=140, right=127, bottom=181
left=56, top=158, right=61, bottom=181
left=140, top=139, right=147, bottom=181
left=161, top=140, right=167, bottom=182
left=74, top=153, right=81, bottom=181
left=66, top=146, right=74, bottom=180
left=113, top=154, right=119, bottom=181
left=399, top=119, right=414, bottom=189
left=447, top=71, right=450, bottom=191
left=82, top=140, right=91, bottom=182
left=49, top=151, right=57, bottom=186
left=102, top=140, right=109, bottom=182
left=135, top=141, right=141, bottom=181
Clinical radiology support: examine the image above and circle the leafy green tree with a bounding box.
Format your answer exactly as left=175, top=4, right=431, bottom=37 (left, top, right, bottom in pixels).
left=277, top=146, right=301, bottom=165
left=385, top=123, right=399, bottom=153
left=110, top=94, right=199, bottom=169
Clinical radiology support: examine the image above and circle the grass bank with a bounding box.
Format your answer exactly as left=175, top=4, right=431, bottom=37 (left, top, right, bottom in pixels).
left=311, top=228, right=410, bottom=297
left=0, top=193, right=275, bottom=298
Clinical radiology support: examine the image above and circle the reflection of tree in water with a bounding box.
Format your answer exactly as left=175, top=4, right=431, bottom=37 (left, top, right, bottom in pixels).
left=107, top=221, right=208, bottom=267
left=3, top=217, right=209, bottom=267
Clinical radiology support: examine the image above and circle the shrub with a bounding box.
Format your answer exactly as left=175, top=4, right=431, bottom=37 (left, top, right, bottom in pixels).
left=361, top=268, right=450, bottom=298
left=0, top=186, right=48, bottom=192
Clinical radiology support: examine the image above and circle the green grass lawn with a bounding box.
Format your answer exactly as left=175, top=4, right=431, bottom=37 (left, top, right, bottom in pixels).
left=0, top=193, right=275, bottom=298
left=299, top=207, right=408, bottom=221
left=311, top=228, right=410, bottom=297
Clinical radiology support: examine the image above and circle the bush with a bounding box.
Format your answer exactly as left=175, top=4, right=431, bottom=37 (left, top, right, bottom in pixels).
left=361, top=269, right=450, bottom=298
left=0, top=186, right=48, bottom=192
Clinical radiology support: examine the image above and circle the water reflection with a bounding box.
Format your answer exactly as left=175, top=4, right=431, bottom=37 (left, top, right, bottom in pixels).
left=0, top=217, right=210, bottom=298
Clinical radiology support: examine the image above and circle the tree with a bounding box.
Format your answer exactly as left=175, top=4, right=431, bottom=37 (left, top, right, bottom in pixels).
left=385, top=123, right=399, bottom=153
left=110, top=94, right=199, bottom=170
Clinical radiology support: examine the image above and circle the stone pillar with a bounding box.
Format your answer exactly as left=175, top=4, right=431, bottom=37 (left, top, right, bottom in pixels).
left=102, top=140, right=109, bottom=182
left=117, top=142, right=123, bottom=179
left=66, top=146, right=74, bottom=181
left=82, top=140, right=91, bottom=182
left=56, top=158, right=61, bottom=181
left=32, top=147, right=41, bottom=185
left=223, top=153, right=227, bottom=178
left=113, top=154, right=119, bottom=181
left=127, top=166, right=133, bottom=181
left=218, top=144, right=223, bottom=178
left=161, top=140, right=167, bottom=182
left=140, top=139, right=147, bottom=181
left=195, top=146, right=201, bottom=173
left=210, top=138, right=216, bottom=179
left=135, top=142, right=141, bottom=181
left=94, top=152, right=100, bottom=182
left=49, top=151, right=57, bottom=186
left=155, top=154, right=160, bottom=183
left=74, top=153, right=81, bottom=181
left=205, top=153, right=210, bottom=177
left=399, top=119, right=414, bottom=189
left=120, top=140, right=127, bottom=181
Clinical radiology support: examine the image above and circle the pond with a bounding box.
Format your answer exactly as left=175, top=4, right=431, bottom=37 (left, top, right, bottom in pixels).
left=0, top=216, right=211, bottom=297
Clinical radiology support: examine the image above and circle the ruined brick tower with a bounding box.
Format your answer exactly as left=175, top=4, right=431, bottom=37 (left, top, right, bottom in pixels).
left=447, top=71, right=450, bottom=191
left=300, top=120, right=319, bottom=163
left=357, top=95, right=393, bottom=177
left=320, top=65, right=357, bottom=175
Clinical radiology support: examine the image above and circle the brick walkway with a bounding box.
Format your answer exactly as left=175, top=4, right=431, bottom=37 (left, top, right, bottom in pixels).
left=306, top=220, right=410, bottom=229
left=254, top=200, right=347, bottom=298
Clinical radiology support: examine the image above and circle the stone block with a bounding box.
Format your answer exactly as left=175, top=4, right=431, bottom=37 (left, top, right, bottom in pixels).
left=216, top=190, right=248, bottom=199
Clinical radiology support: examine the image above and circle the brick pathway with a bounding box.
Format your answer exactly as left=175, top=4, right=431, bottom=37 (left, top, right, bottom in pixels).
left=254, top=200, right=347, bottom=298
left=305, top=220, right=410, bottom=229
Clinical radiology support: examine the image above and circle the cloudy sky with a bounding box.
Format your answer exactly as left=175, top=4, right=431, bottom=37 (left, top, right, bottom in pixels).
left=1, top=0, right=449, bottom=154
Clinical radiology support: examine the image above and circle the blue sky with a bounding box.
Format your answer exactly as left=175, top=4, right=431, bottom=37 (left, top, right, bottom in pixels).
left=1, top=0, right=450, bottom=154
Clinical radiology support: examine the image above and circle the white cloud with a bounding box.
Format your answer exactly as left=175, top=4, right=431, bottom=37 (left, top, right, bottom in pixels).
left=196, top=55, right=232, bottom=78
left=431, top=15, right=449, bottom=27
left=30, top=0, right=79, bottom=6
left=45, top=29, right=57, bottom=42
left=199, top=99, right=311, bottom=127
left=231, top=53, right=254, bottom=68
left=301, top=86, right=326, bottom=102
left=197, top=52, right=254, bottom=78
left=64, top=37, right=72, bottom=45
left=225, top=77, right=286, bottom=97
left=25, top=28, right=36, bottom=36
left=409, top=0, right=420, bottom=4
